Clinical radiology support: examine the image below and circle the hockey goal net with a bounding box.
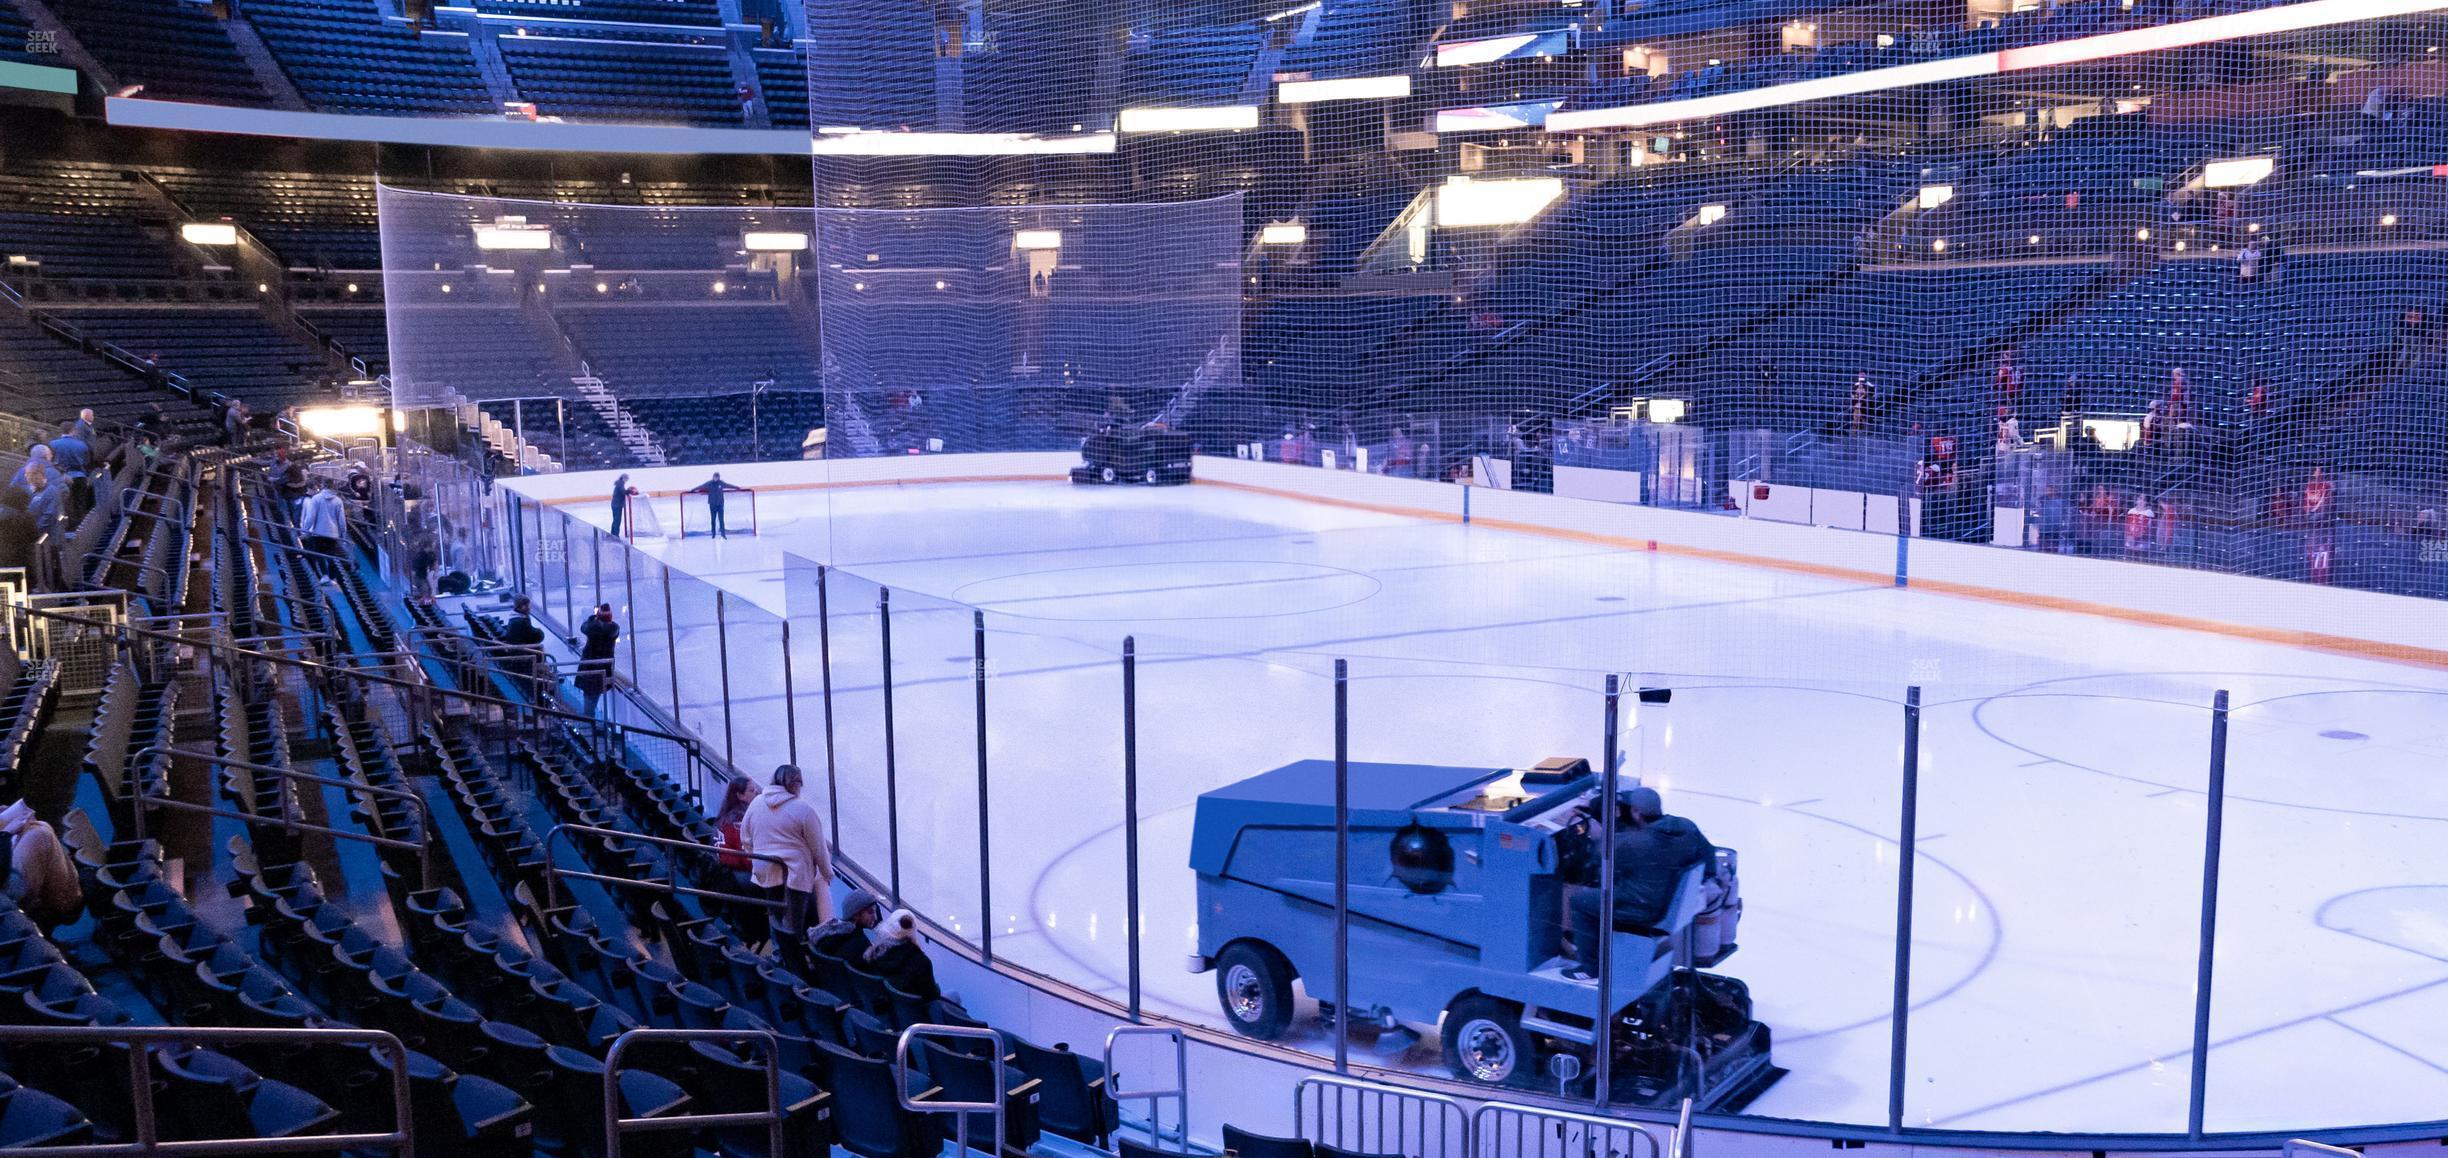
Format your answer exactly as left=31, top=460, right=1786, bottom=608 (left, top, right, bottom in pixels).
left=625, top=485, right=758, bottom=538
left=681, top=486, right=757, bottom=538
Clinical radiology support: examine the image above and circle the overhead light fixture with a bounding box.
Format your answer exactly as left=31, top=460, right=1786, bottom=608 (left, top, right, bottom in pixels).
left=1918, top=184, right=1955, bottom=210
left=1646, top=399, right=1687, bottom=423
left=743, top=231, right=810, bottom=251
left=181, top=222, right=239, bottom=246
left=1279, top=75, right=1411, bottom=102
left=596, top=282, right=609, bottom=293
left=1259, top=223, right=1308, bottom=245
left=2028, top=235, right=2041, bottom=245
left=2382, top=212, right=2399, bottom=226
left=1931, top=238, right=1948, bottom=253
left=1695, top=203, right=1727, bottom=226
left=712, top=280, right=726, bottom=294
left=2135, top=228, right=2152, bottom=241
left=1436, top=33, right=1540, bottom=67
left=1434, top=175, right=1565, bottom=227
left=1014, top=229, right=1063, bottom=250
left=1118, top=105, right=1260, bottom=132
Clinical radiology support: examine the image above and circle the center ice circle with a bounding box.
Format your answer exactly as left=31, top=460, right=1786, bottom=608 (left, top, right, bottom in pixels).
left=953, top=560, right=1381, bottom=621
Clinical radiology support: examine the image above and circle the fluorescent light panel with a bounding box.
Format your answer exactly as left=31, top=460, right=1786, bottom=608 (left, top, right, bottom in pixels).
left=181, top=222, right=239, bottom=246
left=1279, top=75, right=1411, bottom=102
left=474, top=221, right=553, bottom=250
left=743, top=230, right=809, bottom=251
left=1437, top=33, right=1540, bottom=66
left=1435, top=101, right=1559, bottom=132
left=2201, top=156, right=2275, bottom=187
left=1434, top=176, right=1565, bottom=227
left=1547, top=0, right=2448, bottom=132
left=1117, top=105, right=1260, bottom=132
left=809, top=130, right=1116, bottom=155
left=1014, top=229, right=1063, bottom=250
left=1259, top=223, right=1307, bottom=244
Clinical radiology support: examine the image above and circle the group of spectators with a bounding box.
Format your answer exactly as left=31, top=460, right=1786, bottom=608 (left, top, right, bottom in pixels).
left=714, top=764, right=943, bottom=1001
left=0, top=407, right=169, bottom=587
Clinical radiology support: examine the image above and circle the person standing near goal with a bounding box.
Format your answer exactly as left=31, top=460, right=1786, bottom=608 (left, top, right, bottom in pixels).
left=609, top=473, right=633, bottom=539
left=690, top=472, right=746, bottom=539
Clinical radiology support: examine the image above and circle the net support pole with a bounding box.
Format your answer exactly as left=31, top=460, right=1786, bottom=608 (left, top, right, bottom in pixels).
left=1887, top=685, right=1922, bottom=1132
left=1595, top=673, right=1621, bottom=1111
left=1122, top=635, right=1142, bottom=1021
left=716, top=591, right=735, bottom=767
left=880, top=585, right=900, bottom=906
left=818, top=565, right=838, bottom=840
left=2186, top=689, right=2231, bottom=1140
left=1332, top=657, right=1351, bottom=1076
left=973, top=609, right=991, bottom=964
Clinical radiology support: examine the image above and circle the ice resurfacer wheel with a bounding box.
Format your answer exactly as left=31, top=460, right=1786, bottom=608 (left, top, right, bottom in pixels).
left=1442, top=995, right=1535, bottom=1086
left=1215, top=941, right=1295, bottom=1040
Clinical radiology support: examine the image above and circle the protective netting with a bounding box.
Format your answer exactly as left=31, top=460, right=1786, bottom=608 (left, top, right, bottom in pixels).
left=777, top=0, right=2448, bottom=597
left=810, top=197, right=1243, bottom=455
left=377, top=185, right=827, bottom=469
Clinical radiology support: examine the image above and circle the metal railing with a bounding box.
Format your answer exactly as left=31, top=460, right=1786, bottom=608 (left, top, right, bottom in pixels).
left=895, top=1024, right=1007, bottom=1158
left=602, top=1027, right=785, bottom=1158
left=0, top=1024, right=413, bottom=1157
left=540, top=821, right=788, bottom=912
left=1104, top=1025, right=1191, bottom=1153
left=1295, top=1075, right=1473, bottom=1158
left=124, top=744, right=437, bottom=889
left=1473, top=1100, right=1664, bottom=1158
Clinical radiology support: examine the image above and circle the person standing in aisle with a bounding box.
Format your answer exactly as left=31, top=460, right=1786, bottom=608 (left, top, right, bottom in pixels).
left=298, top=479, right=348, bottom=582
left=741, top=763, right=835, bottom=940
left=689, top=472, right=743, bottom=538
left=609, top=474, right=633, bottom=538
left=573, top=602, right=619, bottom=718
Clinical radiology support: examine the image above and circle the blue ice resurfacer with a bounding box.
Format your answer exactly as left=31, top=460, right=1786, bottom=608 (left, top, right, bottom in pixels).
left=1188, top=759, right=1781, bottom=1108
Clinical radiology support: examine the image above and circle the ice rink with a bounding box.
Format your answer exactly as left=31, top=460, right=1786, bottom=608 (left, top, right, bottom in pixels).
left=560, top=475, right=2448, bottom=1134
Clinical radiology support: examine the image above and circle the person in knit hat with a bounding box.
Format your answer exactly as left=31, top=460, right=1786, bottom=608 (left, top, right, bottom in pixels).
left=808, top=887, right=885, bottom=962
left=863, top=907, right=942, bottom=1003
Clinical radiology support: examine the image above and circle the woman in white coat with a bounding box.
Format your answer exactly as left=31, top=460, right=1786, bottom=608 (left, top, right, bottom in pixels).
left=740, top=764, right=835, bottom=936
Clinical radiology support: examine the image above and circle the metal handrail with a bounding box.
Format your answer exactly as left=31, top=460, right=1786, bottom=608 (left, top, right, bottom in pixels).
left=539, top=821, right=788, bottom=912
left=895, top=1023, right=1006, bottom=1158
left=0, top=1024, right=413, bottom=1156
left=602, top=1027, right=785, bottom=1158
left=1472, top=1100, right=1664, bottom=1158
left=126, top=744, right=437, bottom=889
left=1102, top=1025, right=1190, bottom=1153
left=2284, top=1143, right=2359, bottom=1158
left=1294, top=1074, right=1472, bottom=1158
left=1673, top=1097, right=1694, bottom=1158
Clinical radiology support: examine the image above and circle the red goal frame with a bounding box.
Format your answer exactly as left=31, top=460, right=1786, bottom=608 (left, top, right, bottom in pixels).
left=680, top=486, right=758, bottom=537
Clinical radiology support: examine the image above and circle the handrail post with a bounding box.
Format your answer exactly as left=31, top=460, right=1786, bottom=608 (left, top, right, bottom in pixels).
left=1103, top=1025, right=1191, bottom=1153
left=896, top=1024, right=1006, bottom=1158
left=2186, top=689, right=2231, bottom=1140
left=605, top=1027, right=785, bottom=1158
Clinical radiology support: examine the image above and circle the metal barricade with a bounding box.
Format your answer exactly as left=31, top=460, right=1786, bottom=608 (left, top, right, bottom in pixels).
left=0, top=1023, right=413, bottom=1156
left=2284, top=1142, right=2359, bottom=1158
left=1103, top=1024, right=1191, bottom=1152
left=1293, top=1075, right=1471, bottom=1158
left=540, top=821, right=788, bottom=911
left=1472, top=1101, right=1664, bottom=1158
left=602, top=1028, right=785, bottom=1158
left=896, top=1024, right=1006, bottom=1158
